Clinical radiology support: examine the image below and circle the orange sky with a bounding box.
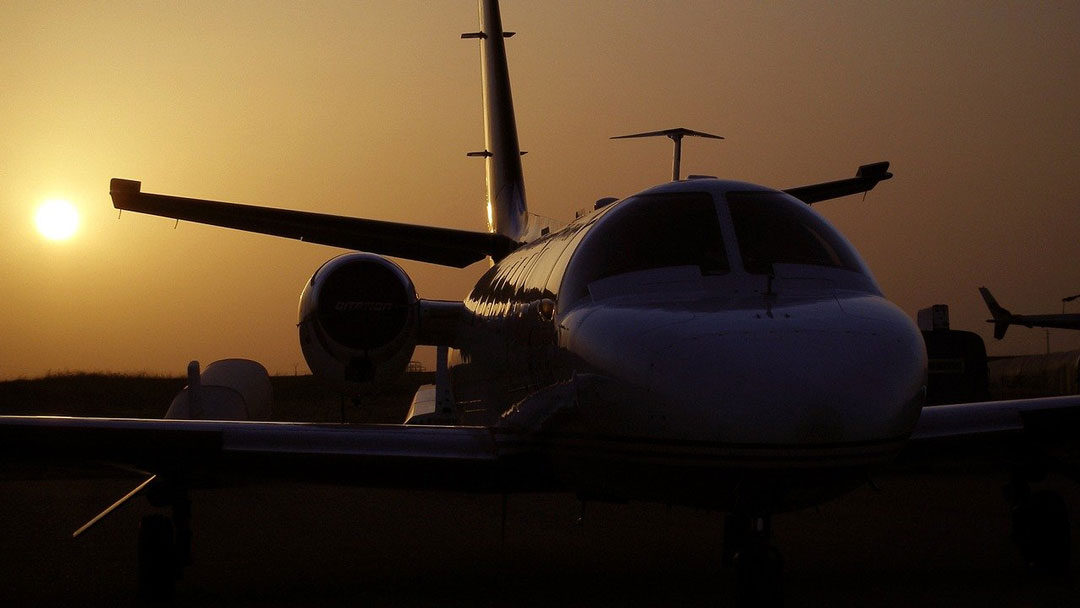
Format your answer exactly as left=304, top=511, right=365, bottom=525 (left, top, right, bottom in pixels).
left=2, top=1, right=1079, bottom=379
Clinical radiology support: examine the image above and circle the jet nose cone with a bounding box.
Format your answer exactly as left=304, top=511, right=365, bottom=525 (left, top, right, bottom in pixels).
left=562, top=296, right=926, bottom=445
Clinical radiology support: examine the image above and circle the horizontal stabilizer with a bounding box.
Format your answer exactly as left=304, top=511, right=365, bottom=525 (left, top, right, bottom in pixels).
left=783, top=162, right=893, bottom=205
left=610, top=128, right=724, bottom=141
left=110, top=179, right=519, bottom=267
left=611, top=127, right=724, bottom=181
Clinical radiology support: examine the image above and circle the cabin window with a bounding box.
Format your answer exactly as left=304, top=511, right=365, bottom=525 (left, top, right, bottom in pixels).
left=560, top=192, right=727, bottom=305
left=727, top=191, right=863, bottom=274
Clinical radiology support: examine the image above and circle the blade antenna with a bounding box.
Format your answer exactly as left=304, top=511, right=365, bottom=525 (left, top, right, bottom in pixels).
left=611, top=127, right=724, bottom=181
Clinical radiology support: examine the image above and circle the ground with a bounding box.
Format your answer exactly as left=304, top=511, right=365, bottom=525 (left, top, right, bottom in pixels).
left=1, top=467, right=1077, bottom=606
left=1, top=374, right=1078, bottom=605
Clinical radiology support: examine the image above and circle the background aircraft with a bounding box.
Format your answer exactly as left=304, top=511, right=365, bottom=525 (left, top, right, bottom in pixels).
left=3, top=1, right=1080, bottom=606
left=980, top=287, right=1080, bottom=339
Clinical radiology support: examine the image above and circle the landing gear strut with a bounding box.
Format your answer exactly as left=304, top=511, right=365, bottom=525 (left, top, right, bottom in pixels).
left=1006, top=470, right=1071, bottom=575
left=137, top=513, right=175, bottom=600
left=724, top=514, right=784, bottom=608
left=137, top=478, right=192, bottom=601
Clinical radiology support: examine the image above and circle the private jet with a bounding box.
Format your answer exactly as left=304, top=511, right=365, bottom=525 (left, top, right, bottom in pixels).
left=4, top=1, right=1080, bottom=605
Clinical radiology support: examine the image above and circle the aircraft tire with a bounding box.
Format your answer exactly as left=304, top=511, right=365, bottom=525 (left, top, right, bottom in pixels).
left=722, top=513, right=750, bottom=568
left=1013, top=489, right=1071, bottom=575
left=734, top=542, right=784, bottom=608
left=137, top=513, right=176, bottom=601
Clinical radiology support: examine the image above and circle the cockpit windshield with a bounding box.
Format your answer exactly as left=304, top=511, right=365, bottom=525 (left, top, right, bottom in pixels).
left=727, top=191, right=864, bottom=275
left=560, top=192, right=727, bottom=305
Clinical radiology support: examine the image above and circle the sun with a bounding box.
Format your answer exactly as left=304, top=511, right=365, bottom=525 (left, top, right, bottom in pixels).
left=35, top=199, right=80, bottom=241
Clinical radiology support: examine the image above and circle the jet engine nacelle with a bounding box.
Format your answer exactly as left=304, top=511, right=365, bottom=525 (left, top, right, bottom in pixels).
left=166, top=359, right=273, bottom=421
left=298, top=253, right=419, bottom=394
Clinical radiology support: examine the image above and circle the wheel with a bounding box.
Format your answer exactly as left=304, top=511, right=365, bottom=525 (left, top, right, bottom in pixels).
left=722, top=514, right=750, bottom=568
left=137, top=514, right=176, bottom=600
left=734, top=540, right=784, bottom=608
left=1013, top=489, right=1070, bottom=575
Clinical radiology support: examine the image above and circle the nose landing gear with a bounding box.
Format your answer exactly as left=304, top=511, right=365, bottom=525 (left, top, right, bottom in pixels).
left=724, top=513, right=784, bottom=607
left=1006, top=472, right=1071, bottom=575
left=137, top=478, right=192, bottom=601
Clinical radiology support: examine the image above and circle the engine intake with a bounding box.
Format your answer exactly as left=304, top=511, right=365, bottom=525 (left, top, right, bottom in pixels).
left=298, top=253, right=419, bottom=393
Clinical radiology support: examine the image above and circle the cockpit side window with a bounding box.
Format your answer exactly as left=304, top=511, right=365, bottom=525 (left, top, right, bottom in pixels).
left=560, top=192, right=727, bottom=305
left=727, top=191, right=863, bottom=274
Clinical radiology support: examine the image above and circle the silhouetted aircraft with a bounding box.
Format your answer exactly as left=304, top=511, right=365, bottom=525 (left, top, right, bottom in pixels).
left=3, top=1, right=1080, bottom=605
left=980, top=287, right=1080, bottom=339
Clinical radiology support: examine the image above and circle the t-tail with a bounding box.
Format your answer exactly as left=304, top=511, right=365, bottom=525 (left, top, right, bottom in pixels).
left=464, top=0, right=529, bottom=242
left=979, top=287, right=1013, bottom=339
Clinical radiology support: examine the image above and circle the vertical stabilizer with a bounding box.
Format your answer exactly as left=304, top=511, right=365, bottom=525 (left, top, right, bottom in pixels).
left=979, top=287, right=1012, bottom=340
left=465, top=0, right=528, bottom=243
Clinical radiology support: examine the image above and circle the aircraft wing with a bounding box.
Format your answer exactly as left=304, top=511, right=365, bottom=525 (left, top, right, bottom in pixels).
left=0, top=416, right=544, bottom=492
left=109, top=179, right=519, bottom=268
left=902, top=395, right=1080, bottom=470
left=783, top=162, right=893, bottom=205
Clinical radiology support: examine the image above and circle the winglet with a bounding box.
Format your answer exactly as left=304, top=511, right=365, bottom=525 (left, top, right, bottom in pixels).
left=856, top=161, right=892, bottom=181
left=979, top=287, right=1012, bottom=340
left=109, top=178, right=142, bottom=209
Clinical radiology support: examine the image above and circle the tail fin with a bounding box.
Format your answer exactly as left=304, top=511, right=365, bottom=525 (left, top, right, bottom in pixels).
left=464, top=0, right=528, bottom=243
left=978, top=287, right=1012, bottom=339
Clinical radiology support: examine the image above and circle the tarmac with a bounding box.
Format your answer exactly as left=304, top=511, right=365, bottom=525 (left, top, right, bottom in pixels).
left=2, top=374, right=1078, bottom=606
left=1, top=465, right=1078, bottom=606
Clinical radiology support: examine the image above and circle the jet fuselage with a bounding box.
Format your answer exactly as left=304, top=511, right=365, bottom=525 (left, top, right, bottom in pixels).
left=451, top=179, right=927, bottom=510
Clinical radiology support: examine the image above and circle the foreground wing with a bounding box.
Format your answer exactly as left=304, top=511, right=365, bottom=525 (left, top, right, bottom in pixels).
left=910, top=395, right=1080, bottom=442
left=902, top=395, right=1080, bottom=470
left=0, top=416, right=541, bottom=492
left=109, top=179, right=519, bottom=267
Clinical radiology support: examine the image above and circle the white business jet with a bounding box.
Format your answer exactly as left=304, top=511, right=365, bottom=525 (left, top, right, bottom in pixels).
left=3, top=1, right=1079, bottom=605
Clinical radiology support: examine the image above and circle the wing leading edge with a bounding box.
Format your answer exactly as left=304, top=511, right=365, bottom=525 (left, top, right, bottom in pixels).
left=0, top=416, right=546, bottom=492
left=109, top=179, right=520, bottom=268
left=903, top=395, right=1080, bottom=471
